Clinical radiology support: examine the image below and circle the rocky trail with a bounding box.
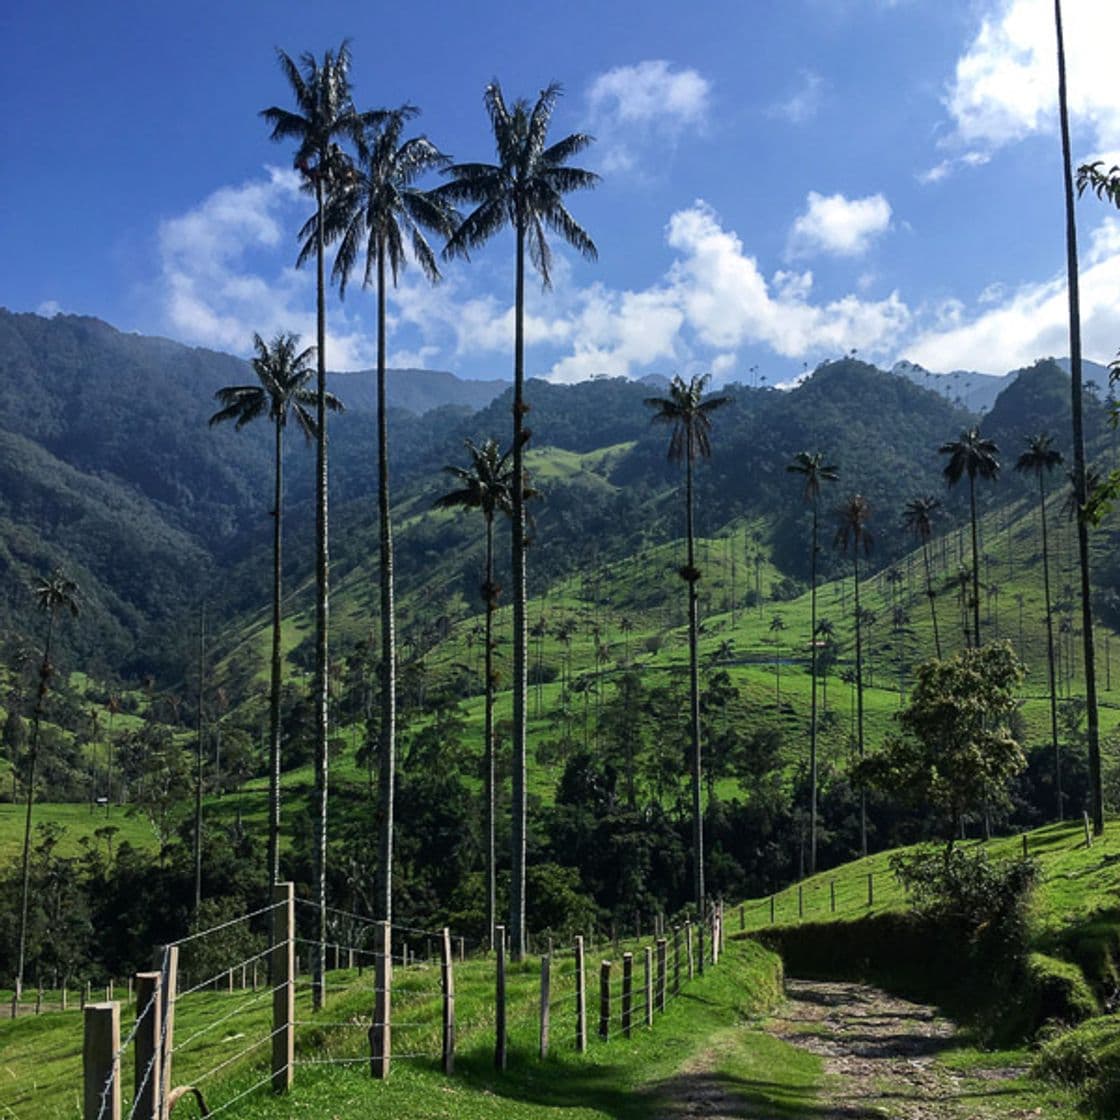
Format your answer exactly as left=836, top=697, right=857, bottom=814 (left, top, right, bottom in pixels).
left=657, top=978, right=1038, bottom=1119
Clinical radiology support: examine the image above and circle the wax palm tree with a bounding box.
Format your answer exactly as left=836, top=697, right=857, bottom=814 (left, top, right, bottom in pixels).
left=645, top=373, right=730, bottom=915
left=835, top=494, right=872, bottom=857
left=902, top=496, right=943, bottom=660
left=210, top=331, right=338, bottom=886
left=261, top=40, right=369, bottom=1008
left=787, top=450, right=838, bottom=874
left=317, top=106, right=457, bottom=926
left=1015, top=433, right=1064, bottom=819
left=439, top=81, right=599, bottom=958
left=16, top=568, right=79, bottom=998
left=1061, top=16, right=1105, bottom=832
left=939, top=428, right=999, bottom=648
left=434, top=437, right=517, bottom=948
left=768, top=614, right=787, bottom=704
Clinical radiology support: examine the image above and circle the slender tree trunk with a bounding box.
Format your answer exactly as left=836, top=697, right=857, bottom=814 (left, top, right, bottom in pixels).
left=194, top=606, right=205, bottom=913
left=854, top=553, right=866, bottom=858
left=16, top=612, right=55, bottom=999
left=375, top=242, right=397, bottom=926
left=484, top=514, right=496, bottom=951
left=809, top=504, right=819, bottom=875
left=969, top=476, right=981, bottom=648
left=268, top=418, right=283, bottom=885
left=686, top=451, right=705, bottom=915
left=922, top=539, right=942, bottom=659
left=312, top=172, right=330, bottom=1011
left=510, top=222, right=528, bottom=959
left=1039, top=478, right=1063, bottom=819
left=1055, top=0, right=1103, bottom=834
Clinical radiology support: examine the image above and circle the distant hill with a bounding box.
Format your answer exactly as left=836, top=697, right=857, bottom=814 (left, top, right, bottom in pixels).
left=330, top=366, right=508, bottom=415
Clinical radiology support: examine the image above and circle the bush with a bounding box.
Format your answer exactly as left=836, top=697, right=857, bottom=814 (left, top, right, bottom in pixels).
left=889, top=845, right=1038, bottom=977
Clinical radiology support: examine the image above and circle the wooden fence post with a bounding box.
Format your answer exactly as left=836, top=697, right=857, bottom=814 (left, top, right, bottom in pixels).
left=440, top=928, right=455, bottom=1075
left=685, top=922, right=694, bottom=981
left=158, top=945, right=178, bottom=1120
left=798, top=884, right=803, bottom=918
left=655, top=938, right=667, bottom=1013
left=539, top=953, right=551, bottom=1060
left=133, top=973, right=162, bottom=1120
left=36, top=988, right=42, bottom=1015
left=495, top=924, right=507, bottom=1071
left=458, top=937, right=465, bottom=963
left=770, top=895, right=775, bottom=924
left=83, top=1002, right=121, bottom=1120
left=599, top=960, right=611, bottom=1040
left=672, top=926, right=681, bottom=995
left=719, top=901, right=726, bottom=953
left=1022, top=833, right=1029, bottom=858
left=867, top=872, right=874, bottom=907
left=830, top=880, right=836, bottom=913
left=697, top=919, right=705, bottom=977
left=621, top=952, right=633, bottom=1038
left=739, top=903, right=745, bottom=931
left=1084, top=811, right=1093, bottom=848
left=574, top=935, right=587, bottom=1052
left=711, top=911, right=719, bottom=966
left=271, top=882, right=294, bottom=1094
left=370, top=920, right=391, bottom=1079
left=643, top=946, right=653, bottom=1027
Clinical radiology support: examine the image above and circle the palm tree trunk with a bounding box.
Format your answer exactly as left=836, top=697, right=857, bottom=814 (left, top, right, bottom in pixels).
left=16, top=611, right=55, bottom=999
left=484, top=513, right=496, bottom=951
left=268, top=417, right=283, bottom=885
left=375, top=242, right=397, bottom=926
left=1055, top=0, right=1103, bottom=834
left=686, top=450, right=705, bottom=917
left=809, top=504, right=819, bottom=876
left=510, top=222, right=528, bottom=960
left=922, top=540, right=942, bottom=659
left=854, top=552, right=866, bottom=858
left=969, top=476, right=981, bottom=648
left=312, top=172, right=330, bottom=1011
left=194, top=606, right=205, bottom=913
left=1039, top=478, right=1063, bottom=819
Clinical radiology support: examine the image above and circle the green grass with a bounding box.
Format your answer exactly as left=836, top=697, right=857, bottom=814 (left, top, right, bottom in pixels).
left=0, top=802, right=158, bottom=864
left=0, top=936, right=795, bottom=1120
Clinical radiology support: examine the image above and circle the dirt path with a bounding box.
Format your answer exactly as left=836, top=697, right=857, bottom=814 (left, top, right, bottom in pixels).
left=657, top=978, right=1025, bottom=1119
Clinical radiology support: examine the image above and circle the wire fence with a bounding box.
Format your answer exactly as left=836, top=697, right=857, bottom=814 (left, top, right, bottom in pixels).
left=51, top=891, right=730, bottom=1120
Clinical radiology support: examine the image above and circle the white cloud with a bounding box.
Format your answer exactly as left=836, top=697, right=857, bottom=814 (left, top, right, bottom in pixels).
left=767, top=71, right=823, bottom=125
left=157, top=167, right=375, bottom=369
left=944, top=0, right=1120, bottom=154
left=905, top=217, right=1120, bottom=372
left=787, top=191, right=893, bottom=257
left=586, top=61, right=711, bottom=174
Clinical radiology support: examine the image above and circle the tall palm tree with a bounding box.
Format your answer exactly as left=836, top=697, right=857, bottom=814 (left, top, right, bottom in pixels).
left=1058, top=1, right=1104, bottom=833
left=1015, top=434, right=1064, bottom=819
left=261, top=40, right=368, bottom=1009
left=939, top=428, right=999, bottom=648
left=835, top=494, right=872, bottom=857
left=768, top=614, right=787, bottom=704
left=787, top=451, right=838, bottom=875
left=320, top=105, right=457, bottom=926
left=902, top=496, right=943, bottom=659
left=440, top=81, right=599, bottom=958
left=645, top=373, right=730, bottom=916
left=16, top=568, right=79, bottom=998
left=434, top=437, right=517, bottom=949
left=210, top=331, right=337, bottom=885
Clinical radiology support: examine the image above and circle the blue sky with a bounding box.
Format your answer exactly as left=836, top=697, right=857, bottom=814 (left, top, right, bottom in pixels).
left=2, top=0, right=1119, bottom=383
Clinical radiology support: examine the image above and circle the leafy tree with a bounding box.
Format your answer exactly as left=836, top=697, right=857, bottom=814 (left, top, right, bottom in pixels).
left=902, top=495, right=943, bottom=660
left=787, top=450, right=838, bottom=875
left=434, top=437, right=518, bottom=945
left=440, top=83, right=598, bottom=957
left=835, top=494, right=872, bottom=856
left=1014, top=433, right=1065, bottom=820
left=939, top=428, right=999, bottom=649
left=261, top=40, right=368, bottom=1006
left=645, top=373, right=730, bottom=915
left=323, top=106, right=457, bottom=925
left=859, top=642, right=1026, bottom=850
left=16, top=569, right=79, bottom=997
left=210, top=332, right=337, bottom=886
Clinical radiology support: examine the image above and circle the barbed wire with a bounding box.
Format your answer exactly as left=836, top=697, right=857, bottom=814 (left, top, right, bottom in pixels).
left=168, top=900, right=284, bottom=949
left=172, top=982, right=284, bottom=1054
